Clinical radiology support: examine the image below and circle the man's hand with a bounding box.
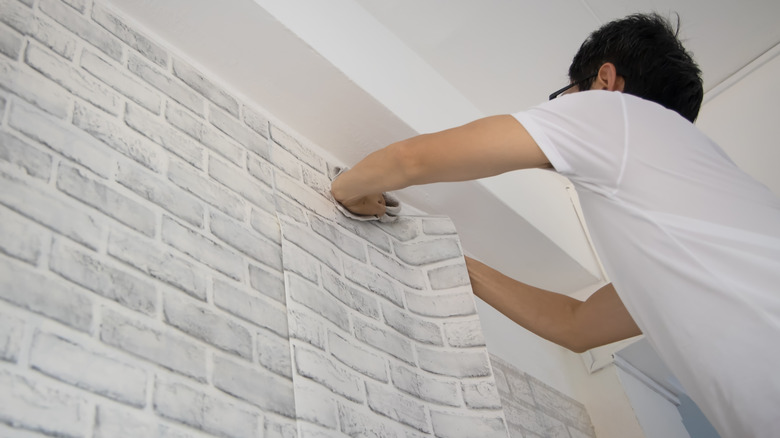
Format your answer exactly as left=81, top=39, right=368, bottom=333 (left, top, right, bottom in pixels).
left=337, top=193, right=387, bottom=217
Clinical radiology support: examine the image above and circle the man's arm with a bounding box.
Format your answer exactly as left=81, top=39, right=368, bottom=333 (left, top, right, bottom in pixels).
left=331, top=115, right=548, bottom=213
left=466, top=256, right=641, bottom=352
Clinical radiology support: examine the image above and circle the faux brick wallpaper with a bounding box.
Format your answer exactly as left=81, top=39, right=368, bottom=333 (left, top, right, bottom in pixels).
left=0, top=1, right=595, bottom=437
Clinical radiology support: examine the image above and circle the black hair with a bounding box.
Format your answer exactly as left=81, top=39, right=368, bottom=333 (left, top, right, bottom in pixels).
left=568, top=13, right=703, bottom=122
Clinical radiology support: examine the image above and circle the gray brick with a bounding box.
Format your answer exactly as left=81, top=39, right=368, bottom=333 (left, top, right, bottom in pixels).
left=502, top=399, right=546, bottom=437
left=211, top=211, right=281, bottom=271
left=430, top=411, right=507, bottom=438
left=256, top=328, right=292, bottom=379
left=444, top=318, right=486, bottom=347
left=81, top=50, right=162, bottom=114
left=100, top=308, right=207, bottom=380
left=294, top=344, right=364, bottom=403
left=528, top=375, right=591, bottom=432
left=0, top=57, right=71, bottom=118
left=248, top=263, right=285, bottom=304
left=281, top=238, right=319, bottom=283
left=173, top=59, right=238, bottom=116
left=310, top=214, right=366, bottom=262
left=343, top=257, right=403, bottom=307
left=250, top=207, right=281, bottom=244
left=247, top=153, right=274, bottom=189
left=0, top=370, right=87, bottom=438
left=214, top=278, right=287, bottom=337
left=242, top=105, right=269, bottom=138
left=322, top=269, right=379, bottom=319
left=287, top=273, right=349, bottom=332
left=165, top=101, right=244, bottom=165
left=209, top=156, right=276, bottom=213
left=390, top=363, right=460, bottom=407
left=25, top=43, right=121, bottom=114
left=154, top=378, right=259, bottom=437
left=353, top=318, right=414, bottom=365
left=125, top=101, right=206, bottom=170
left=116, top=160, right=204, bottom=228
left=108, top=227, right=208, bottom=301
left=0, top=258, right=92, bottom=331
left=270, top=124, right=325, bottom=173
left=406, top=290, right=476, bottom=318
left=275, top=171, right=336, bottom=219
left=168, top=160, right=245, bottom=220
left=56, top=163, right=156, bottom=236
left=375, top=217, right=420, bottom=242
left=50, top=237, right=156, bottom=315
left=92, top=3, right=168, bottom=67
left=0, top=20, right=23, bottom=59
left=0, top=309, right=25, bottom=362
left=212, top=355, right=296, bottom=418
left=0, top=204, right=44, bottom=265
left=428, top=262, right=470, bottom=290
left=29, top=331, right=147, bottom=406
left=73, top=102, right=167, bottom=172
left=382, top=302, right=443, bottom=346
left=295, top=381, right=339, bottom=429
left=128, top=54, right=204, bottom=116
left=39, top=0, right=123, bottom=61
left=288, top=308, right=325, bottom=349
left=163, top=291, right=252, bottom=359
left=338, top=403, right=403, bottom=438
left=488, top=355, right=535, bottom=408
left=462, top=381, right=503, bottom=409
left=394, top=237, right=461, bottom=266
left=8, top=99, right=113, bottom=178
left=0, top=0, right=77, bottom=60
left=328, top=330, right=387, bottom=382
left=0, top=131, right=53, bottom=181
left=422, top=217, right=457, bottom=236
left=209, top=105, right=267, bottom=157
left=368, top=246, right=425, bottom=290
left=365, top=381, right=430, bottom=433
left=416, top=347, right=490, bottom=378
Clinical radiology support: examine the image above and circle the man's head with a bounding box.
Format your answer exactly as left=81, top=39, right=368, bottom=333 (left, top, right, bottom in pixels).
left=568, top=13, right=703, bottom=122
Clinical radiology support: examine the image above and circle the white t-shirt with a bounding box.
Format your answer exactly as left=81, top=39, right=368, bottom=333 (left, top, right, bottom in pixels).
left=514, top=91, right=780, bottom=438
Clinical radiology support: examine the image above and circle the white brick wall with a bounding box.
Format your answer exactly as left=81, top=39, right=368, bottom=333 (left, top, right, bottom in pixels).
left=0, top=1, right=591, bottom=437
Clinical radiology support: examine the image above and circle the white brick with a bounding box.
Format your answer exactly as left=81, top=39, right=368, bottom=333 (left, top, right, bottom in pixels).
left=256, top=328, right=292, bottom=379
left=527, top=376, right=592, bottom=432
left=0, top=204, right=44, bottom=265
left=250, top=207, right=282, bottom=244
left=390, top=364, right=460, bottom=407
left=91, top=3, right=168, bottom=67
left=281, top=216, right=341, bottom=272
left=0, top=370, right=87, bottom=438
left=298, top=423, right=343, bottom=438
left=288, top=308, right=325, bottom=349
left=116, top=160, right=204, bottom=228
left=322, top=269, right=379, bottom=320
left=281, top=239, right=319, bottom=283
left=489, top=355, right=535, bottom=407
left=210, top=211, right=282, bottom=271
left=39, top=0, right=123, bottom=61
left=287, top=273, right=349, bottom=332
left=368, top=246, right=425, bottom=290
left=375, top=217, right=420, bottom=242
left=444, top=318, right=486, bottom=347
left=154, top=378, right=260, bottom=437
left=343, top=257, right=403, bottom=307
left=275, top=195, right=307, bottom=224
left=0, top=258, right=93, bottom=332
left=269, top=124, right=325, bottom=173
left=248, top=263, right=285, bottom=304
left=100, top=308, right=207, bottom=380
left=209, top=105, right=268, bottom=158
left=428, top=263, right=471, bottom=290
left=29, top=331, right=147, bottom=406
left=168, top=160, right=245, bottom=221
left=49, top=237, right=157, bottom=315
left=213, top=278, right=288, bottom=337
left=209, top=156, right=276, bottom=211
left=365, top=381, right=430, bottom=433
left=93, top=405, right=154, bottom=438
left=338, top=403, right=404, bottom=438
left=128, top=54, right=204, bottom=116
left=0, top=19, right=23, bottom=59
left=328, top=331, right=387, bottom=382
left=501, top=400, right=546, bottom=437
left=310, top=214, right=366, bottom=262
left=0, top=422, right=64, bottom=437
left=302, top=166, right=331, bottom=199
left=264, top=417, right=297, bottom=438
left=406, top=290, right=476, bottom=318
left=382, top=302, right=442, bottom=346
left=56, top=163, right=156, bottom=236
left=416, top=347, right=490, bottom=378
left=162, top=216, right=244, bottom=280
left=165, top=101, right=244, bottom=165
left=242, top=105, right=269, bottom=138
left=0, top=131, right=53, bottom=181
left=0, top=1, right=77, bottom=60
left=81, top=50, right=162, bottom=113
left=212, top=355, right=296, bottom=418
left=462, top=381, right=503, bottom=409
left=295, top=380, right=339, bottom=429
left=163, top=292, right=252, bottom=359
left=247, top=153, right=274, bottom=189
left=125, top=103, right=203, bottom=166
left=422, top=217, right=458, bottom=235
left=108, top=227, right=208, bottom=301
left=275, top=171, right=336, bottom=219
left=25, top=43, right=121, bottom=114
left=394, top=237, right=462, bottom=266
left=269, top=141, right=301, bottom=180
left=294, top=344, right=364, bottom=403
left=332, top=212, right=392, bottom=253
left=353, top=318, right=414, bottom=366
left=0, top=308, right=25, bottom=362
left=8, top=99, right=113, bottom=178
left=173, top=59, right=238, bottom=116
left=430, top=411, right=507, bottom=438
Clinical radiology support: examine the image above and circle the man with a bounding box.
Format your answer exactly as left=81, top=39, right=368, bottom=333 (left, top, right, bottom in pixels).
left=331, top=13, right=780, bottom=438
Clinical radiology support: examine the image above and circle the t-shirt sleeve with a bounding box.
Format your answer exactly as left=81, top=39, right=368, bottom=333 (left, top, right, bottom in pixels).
left=512, top=91, right=629, bottom=194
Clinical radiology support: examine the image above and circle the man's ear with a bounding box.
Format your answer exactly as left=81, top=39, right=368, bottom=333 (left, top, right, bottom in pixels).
left=594, top=63, right=626, bottom=92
